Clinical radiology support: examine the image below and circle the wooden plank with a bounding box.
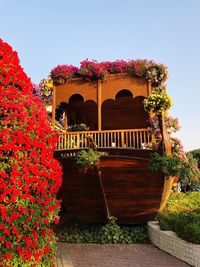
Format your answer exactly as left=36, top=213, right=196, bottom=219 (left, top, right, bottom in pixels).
left=56, top=155, right=164, bottom=224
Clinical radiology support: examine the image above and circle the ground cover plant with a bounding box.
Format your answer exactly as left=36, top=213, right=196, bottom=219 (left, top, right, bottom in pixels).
left=156, top=192, right=200, bottom=244
left=55, top=216, right=149, bottom=244
left=0, top=39, right=62, bottom=266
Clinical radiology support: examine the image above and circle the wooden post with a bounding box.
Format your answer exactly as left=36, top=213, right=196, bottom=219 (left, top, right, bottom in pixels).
left=97, top=80, right=102, bottom=131
left=147, top=79, right=152, bottom=96
left=95, top=166, right=111, bottom=220
left=52, top=86, right=56, bottom=129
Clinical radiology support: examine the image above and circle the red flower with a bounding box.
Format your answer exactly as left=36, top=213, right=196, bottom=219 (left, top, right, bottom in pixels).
left=4, top=228, right=10, bottom=236
left=5, top=253, right=13, bottom=260
left=6, top=241, right=11, bottom=249
left=0, top=38, right=62, bottom=267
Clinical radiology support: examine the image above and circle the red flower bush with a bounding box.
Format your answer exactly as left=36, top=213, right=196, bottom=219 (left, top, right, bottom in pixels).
left=50, top=58, right=168, bottom=86
left=79, top=59, right=108, bottom=81
left=0, top=39, right=62, bottom=266
left=50, top=64, right=79, bottom=85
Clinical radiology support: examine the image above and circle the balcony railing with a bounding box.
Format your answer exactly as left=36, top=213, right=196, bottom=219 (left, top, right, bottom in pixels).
left=56, top=128, right=152, bottom=151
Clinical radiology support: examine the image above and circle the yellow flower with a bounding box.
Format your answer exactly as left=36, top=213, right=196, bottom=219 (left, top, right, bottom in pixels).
left=47, top=80, right=53, bottom=89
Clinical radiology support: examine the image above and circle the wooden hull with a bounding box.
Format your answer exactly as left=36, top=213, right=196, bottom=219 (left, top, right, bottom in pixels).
left=56, top=150, right=164, bottom=224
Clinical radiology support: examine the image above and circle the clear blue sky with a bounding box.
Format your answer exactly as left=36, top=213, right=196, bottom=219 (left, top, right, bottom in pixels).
left=1, top=0, right=200, bottom=151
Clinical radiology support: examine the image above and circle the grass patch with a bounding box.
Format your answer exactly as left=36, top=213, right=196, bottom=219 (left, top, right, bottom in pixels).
left=55, top=216, right=149, bottom=244
left=156, top=192, right=200, bottom=244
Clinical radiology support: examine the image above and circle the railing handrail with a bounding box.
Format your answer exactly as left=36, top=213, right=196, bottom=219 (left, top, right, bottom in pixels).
left=56, top=128, right=152, bottom=151
left=59, top=128, right=149, bottom=135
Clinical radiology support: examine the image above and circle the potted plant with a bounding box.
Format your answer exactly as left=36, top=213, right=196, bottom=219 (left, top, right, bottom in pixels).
left=75, top=149, right=100, bottom=173
left=149, top=152, right=183, bottom=177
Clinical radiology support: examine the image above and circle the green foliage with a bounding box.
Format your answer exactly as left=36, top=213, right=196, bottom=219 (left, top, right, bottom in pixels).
left=149, top=152, right=183, bottom=177
left=179, top=152, right=200, bottom=186
left=100, top=216, right=122, bottom=243
left=190, top=149, right=200, bottom=168
left=55, top=217, right=149, bottom=244
left=75, top=149, right=100, bottom=169
left=156, top=192, right=200, bottom=244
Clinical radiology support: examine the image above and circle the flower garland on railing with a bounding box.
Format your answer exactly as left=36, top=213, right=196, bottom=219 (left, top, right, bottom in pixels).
left=49, top=59, right=168, bottom=86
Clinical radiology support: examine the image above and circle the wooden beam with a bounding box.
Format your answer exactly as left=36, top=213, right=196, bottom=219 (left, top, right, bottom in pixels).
left=147, top=79, right=152, bottom=96
left=52, top=86, right=56, bottom=129
left=97, top=80, right=102, bottom=131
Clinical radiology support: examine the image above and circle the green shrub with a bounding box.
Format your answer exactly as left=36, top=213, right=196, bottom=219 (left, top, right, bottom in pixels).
left=149, top=152, right=183, bottom=177
left=179, top=152, right=200, bottom=186
left=75, top=149, right=100, bottom=169
left=190, top=149, right=200, bottom=168
left=55, top=217, right=149, bottom=244
left=156, top=192, right=200, bottom=244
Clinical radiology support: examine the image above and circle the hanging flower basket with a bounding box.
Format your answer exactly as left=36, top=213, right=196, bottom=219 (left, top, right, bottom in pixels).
left=144, top=93, right=172, bottom=114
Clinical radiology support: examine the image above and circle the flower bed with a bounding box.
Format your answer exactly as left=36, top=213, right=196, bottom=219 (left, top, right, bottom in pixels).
left=148, top=221, right=200, bottom=267
left=148, top=192, right=200, bottom=267
left=156, top=192, right=200, bottom=244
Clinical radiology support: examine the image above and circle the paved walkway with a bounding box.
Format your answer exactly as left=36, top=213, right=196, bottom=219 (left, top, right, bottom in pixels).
left=56, top=243, right=190, bottom=267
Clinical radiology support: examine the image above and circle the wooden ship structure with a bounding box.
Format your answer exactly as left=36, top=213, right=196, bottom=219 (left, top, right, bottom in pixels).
left=51, top=72, right=173, bottom=224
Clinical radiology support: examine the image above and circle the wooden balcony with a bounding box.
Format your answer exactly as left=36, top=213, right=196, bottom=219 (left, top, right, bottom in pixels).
left=56, top=128, right=152, bottom=151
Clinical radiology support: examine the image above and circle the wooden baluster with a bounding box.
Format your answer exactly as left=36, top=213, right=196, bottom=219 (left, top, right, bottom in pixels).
left=99, top=132, right=103, bottom=147
left=106, top=132, right=108, bottom=147
left=121, top=131, right=124, bottom=148
left=144, top=130, right=147, bottom=144
left=77, top=133, right=79, bottom=149
left=79, top=133, right=81, bottom=148
left=73, top=134, right=76, bottom=149
left=140, top=131, right=142, bottom=149
left=64, top=134, right=65, bottom=149
left=61, top=134, right=63, bottom=150
left=94, top=133, right=97, bottom=147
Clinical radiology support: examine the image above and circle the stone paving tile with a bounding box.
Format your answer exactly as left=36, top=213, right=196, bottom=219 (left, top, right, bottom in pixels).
left=57, top=243, right=191, bottom=267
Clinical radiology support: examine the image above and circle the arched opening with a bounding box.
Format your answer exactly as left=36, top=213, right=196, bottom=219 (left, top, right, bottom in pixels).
left=102, top=89, right=148, bottom=130
left=67, top=94, right=98, bottom=130
left=115, top=89, right=133, bottom=99
left=68, top=94, right=84, bottom=126
left=55, top=102, right=68, bottom=127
